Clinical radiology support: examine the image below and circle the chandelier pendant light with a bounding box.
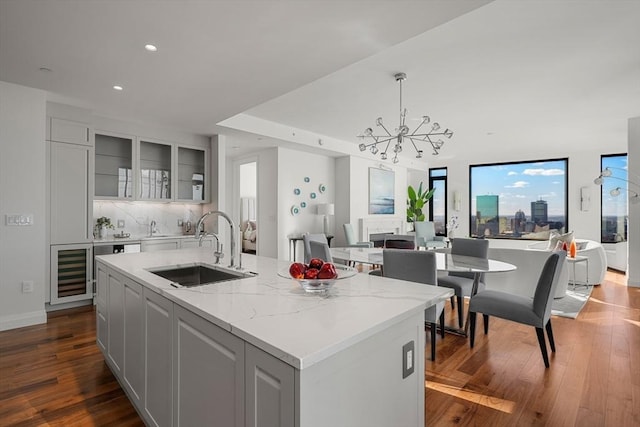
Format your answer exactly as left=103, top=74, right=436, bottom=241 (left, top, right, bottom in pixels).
left=358, top=72, right=453, bottom=164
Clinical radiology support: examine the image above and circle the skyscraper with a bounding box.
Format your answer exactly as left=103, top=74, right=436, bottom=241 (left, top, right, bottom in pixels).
left=531, top=200, right=548, bottom=225
left=476, top=195, right=499, bottom=236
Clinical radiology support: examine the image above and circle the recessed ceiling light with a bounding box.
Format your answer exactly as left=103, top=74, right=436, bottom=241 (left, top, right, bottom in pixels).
left=144, top=44, right=158, bottom=52
left=113, top=85, right=123, bottom=91
left=39, top=67, right=52, bottom=72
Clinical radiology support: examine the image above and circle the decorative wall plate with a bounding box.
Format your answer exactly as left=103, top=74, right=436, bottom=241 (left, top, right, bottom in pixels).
left=291, top=205, right=300, bottom=215
left=318, top=184, right=326, bottom=193
left=310, top=192, right=317, bottom=199
left=304, top=177, right=310, bottom=183
left=300, top=202, right=307, bottom=208
left=294, top=188, right=301, bottom=195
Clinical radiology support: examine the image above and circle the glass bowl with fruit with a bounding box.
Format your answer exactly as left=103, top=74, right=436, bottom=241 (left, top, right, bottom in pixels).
left=279, top=258, right=357, bottom=293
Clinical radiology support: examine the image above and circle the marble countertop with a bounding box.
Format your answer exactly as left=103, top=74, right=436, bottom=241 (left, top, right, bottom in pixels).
left=96, top=248, right=454, bottom=370
left=93, top=233, right=199, bottom=244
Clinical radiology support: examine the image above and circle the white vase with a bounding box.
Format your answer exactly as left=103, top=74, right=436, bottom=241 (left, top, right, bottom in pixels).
left=98, top=225, right=106, bottom=239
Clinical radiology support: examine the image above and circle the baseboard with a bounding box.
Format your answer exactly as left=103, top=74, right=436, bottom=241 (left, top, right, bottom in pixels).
left=0, top=309, right=47, bottom=331
left=45, top=299, right=93, bottom=312
left=627, top=280, right=640, bottom=288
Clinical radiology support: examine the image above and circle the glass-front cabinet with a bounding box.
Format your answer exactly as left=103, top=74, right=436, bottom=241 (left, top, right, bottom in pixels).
left=95, top=131, right=135, bottom=199
left=177, top=146, right=207, bottom=202
left=139, top=139, right=173, bottom=201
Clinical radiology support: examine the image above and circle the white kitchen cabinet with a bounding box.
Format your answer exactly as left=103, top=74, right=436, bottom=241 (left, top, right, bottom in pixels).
left=123, top=279, right=144, bottom=405
left=49, top=117, right=91, bottom=146
left=50, top=244, right=93, bottom=305
left=141, top=239, right=180, bottom=252
left=180, top=237, right=213, bottom=249
left=173, top=305, right=245, bottom=427
left=245, top=343, right=295, bottom=427
left=176, top=146, right=207, bottom=203
left=107, top=270, right=125, bottom=375
left=143, top=288, right=174, bottom=427
left=50, top=141, right=93, bottom=244
left=139, top=138, right=173, bottom=201
left=95, top=263, right=108, bottom=352
left=95, top=131, right=135, bottom=199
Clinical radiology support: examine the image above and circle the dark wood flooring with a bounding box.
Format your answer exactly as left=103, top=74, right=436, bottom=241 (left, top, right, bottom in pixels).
left=0, top=270, right=637, bottom=426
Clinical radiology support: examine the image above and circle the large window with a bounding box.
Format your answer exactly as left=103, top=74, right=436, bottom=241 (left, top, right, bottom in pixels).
left=429, top=168, right=447, bottom=235
left=469, top=158, right=568, bottom=239
left=601, top=154, right=628, bottom=243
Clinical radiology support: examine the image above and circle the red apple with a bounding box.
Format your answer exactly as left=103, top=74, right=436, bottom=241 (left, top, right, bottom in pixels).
left=304, top=268, right=320, bottom=280
left=308, top=258, right=324, bottom=270
left=289, top=262, right=307, bottom=279
left=318, top=262, right=338, bottom=279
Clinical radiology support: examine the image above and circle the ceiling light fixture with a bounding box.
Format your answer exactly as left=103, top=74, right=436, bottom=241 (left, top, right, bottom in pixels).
left=358, top=72, right=453, bottom=163
left=144, top=44, right=158, bottom=52
left=594, top=166, right=640, bottom=204
left=113, top=85, right=123, bottom=91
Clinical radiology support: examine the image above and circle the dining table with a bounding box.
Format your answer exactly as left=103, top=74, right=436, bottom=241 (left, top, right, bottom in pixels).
left=330, top=246, right=517, bottom=336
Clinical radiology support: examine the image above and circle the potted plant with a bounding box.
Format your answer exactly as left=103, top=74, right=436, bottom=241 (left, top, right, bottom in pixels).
left=95, top=216, right=114, bottom=239
left=406, top=183, right=435, bottom=228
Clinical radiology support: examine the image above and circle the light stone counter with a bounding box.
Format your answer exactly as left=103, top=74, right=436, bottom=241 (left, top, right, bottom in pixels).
left=96, top=247, right=453, bottom=370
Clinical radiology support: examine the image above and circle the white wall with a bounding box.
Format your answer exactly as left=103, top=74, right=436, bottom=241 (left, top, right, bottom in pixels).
left=277, top=148, right=335, bottom=261
left=0, top=82, right=47, bottom=330
left=334, top=156, right=408, bottom=246
left=628, top=117, right=639, bottom=287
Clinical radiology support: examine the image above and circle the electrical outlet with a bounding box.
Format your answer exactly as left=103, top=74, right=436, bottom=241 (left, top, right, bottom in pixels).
left=177, top=219, right=183, bottom=227
left=22, top=281, right=34, bottom=293
left=117, top=219, right=125, bottom=228
left=402, top=341, right=415, bottom=379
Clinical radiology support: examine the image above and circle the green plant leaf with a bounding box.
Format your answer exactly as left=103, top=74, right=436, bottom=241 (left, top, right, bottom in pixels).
left=415, top=199, right=424, bottom=209
left=408, top=185, right=417, bottom=201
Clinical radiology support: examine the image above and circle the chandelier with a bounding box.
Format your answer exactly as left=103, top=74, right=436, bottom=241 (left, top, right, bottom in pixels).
left=358, top=72, right=453, bottom=163
left=594, top=166, right=640, bottom=204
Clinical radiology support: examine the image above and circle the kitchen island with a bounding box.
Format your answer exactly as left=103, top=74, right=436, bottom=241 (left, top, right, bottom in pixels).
left=95, top=248, right=453, bottom=427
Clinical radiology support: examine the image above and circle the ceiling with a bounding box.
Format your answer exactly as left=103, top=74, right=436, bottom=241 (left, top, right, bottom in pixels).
left=2, top=0, right=639, bottom=163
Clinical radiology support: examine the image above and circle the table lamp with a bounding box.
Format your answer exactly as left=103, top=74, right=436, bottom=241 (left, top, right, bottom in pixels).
left=317, top=203, right=335, bottom=235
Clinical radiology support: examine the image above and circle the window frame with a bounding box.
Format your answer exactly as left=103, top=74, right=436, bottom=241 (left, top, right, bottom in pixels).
left=600, top=153, right=628, bottom=243
left=468, top=157, right=569, bottom=240
left=428, top=167, right=447, bottom=236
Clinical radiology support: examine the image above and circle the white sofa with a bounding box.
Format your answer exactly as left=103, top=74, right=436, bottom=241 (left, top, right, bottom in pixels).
left=527, top=239, right=607, bottom=286
left=486, top=248, right=569, bottom=299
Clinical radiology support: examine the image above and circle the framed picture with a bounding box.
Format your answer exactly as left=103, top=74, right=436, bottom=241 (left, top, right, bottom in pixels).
left=369, top=167, right=395, bottom=214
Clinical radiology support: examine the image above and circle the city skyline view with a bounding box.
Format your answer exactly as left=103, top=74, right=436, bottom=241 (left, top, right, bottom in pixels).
left=470, top=159, right=567, bottom=238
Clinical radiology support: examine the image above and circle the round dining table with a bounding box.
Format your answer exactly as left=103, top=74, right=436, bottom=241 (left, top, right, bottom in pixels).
left=330, top=246, right=516, bottom=336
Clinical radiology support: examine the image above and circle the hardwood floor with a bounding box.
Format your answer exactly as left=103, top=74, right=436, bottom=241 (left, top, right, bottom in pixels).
left=0, top=270, right=637, bottom=426
left=0, top=306, right=143, bottom=427
left=426, top=270, right=640, bottom=426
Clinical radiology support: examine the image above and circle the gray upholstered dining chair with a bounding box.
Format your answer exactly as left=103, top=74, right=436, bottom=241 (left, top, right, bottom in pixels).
left=382, top=249, right=445, bottom=361
left=302, top=233, right=328, bottom=264
left=414, top=221, right=446, bottom=249
left=437, top=238, right=489, bottom=328
left=308, top=240, right=333, bottom=262
left=469, top=251, right=565, bottom=368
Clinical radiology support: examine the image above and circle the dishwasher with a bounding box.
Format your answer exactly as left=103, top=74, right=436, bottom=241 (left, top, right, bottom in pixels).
left=93, top=242, right=141, bottom=281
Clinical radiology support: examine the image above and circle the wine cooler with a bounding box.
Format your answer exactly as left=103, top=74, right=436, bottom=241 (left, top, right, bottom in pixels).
left=50, top=243, right=93, bottom=305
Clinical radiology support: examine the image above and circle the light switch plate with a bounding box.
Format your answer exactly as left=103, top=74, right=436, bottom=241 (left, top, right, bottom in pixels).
left=5, top=214, right=34, bottom=226
left=402, top=341, right=415, bottom=379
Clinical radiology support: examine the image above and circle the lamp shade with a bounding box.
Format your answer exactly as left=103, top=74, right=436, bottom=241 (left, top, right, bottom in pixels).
left=317, top=203, right=335, bottom=215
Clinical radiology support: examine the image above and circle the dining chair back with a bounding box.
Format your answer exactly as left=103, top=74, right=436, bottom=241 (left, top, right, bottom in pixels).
left=302, top=233, right=328, bottom=264
left=438, top=237, right=489, bottom=328
left=382, top=249, right=445, bottom=360
left=469, top=252, right=564, bottom=368
left=308, top=240, right=333, bottom=263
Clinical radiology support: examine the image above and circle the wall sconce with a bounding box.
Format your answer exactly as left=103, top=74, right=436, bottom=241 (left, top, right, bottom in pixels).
left=317, top=203, right=335, bottom=235
left=580, top=186, right=591, bottom=211
left=453, top=191, right=461, bottom=211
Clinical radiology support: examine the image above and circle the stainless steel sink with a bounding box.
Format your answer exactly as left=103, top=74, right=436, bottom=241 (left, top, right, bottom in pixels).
left=149, top=264, right=254, bottom=288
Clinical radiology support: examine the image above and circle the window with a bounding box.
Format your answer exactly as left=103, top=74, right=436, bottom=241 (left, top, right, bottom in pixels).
left=429, top=168, right=447, bottom=235
left=601, top=154, right=628, bottom=243
left=469, top=158, right=568, bottom=239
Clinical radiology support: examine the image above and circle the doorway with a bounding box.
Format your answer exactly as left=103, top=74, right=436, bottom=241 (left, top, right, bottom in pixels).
left=239, top=161, right=257, bottom=254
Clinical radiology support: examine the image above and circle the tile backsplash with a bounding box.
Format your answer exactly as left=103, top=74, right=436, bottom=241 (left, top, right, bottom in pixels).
left=93, top=201, right=204, bottom=238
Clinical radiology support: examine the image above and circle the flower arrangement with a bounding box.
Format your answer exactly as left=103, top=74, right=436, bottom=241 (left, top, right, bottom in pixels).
left=446, top=215, right=459, bottom=235
left=96, top=216, right=114, bottom=229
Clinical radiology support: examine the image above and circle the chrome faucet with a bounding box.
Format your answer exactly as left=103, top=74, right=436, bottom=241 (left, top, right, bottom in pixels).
left=195, top=210, right=240, bottom=269
left=149, top=220, right=157, bottom=236
left=199, top=232, right=223, bottom=264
